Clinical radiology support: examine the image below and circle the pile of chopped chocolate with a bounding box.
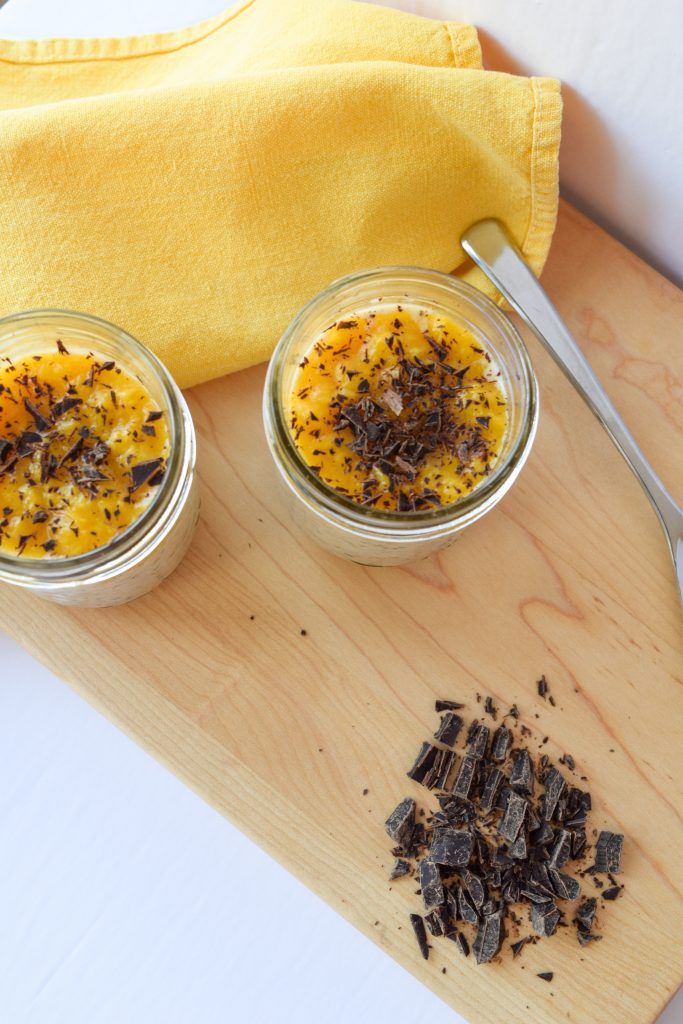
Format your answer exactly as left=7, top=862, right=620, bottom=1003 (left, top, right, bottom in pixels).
left=385, top=690, right=624, bottom=966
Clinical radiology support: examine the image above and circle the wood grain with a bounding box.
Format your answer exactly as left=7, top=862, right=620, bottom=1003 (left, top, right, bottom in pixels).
left=1, top=202, right=682, bottom=1024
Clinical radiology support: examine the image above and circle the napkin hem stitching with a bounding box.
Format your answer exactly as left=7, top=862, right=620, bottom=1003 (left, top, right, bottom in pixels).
left=445, top=22, right=483, bottom=70
left=522, top=77, right=562, bottom=280
left=0, top=0, right=257, bottom=66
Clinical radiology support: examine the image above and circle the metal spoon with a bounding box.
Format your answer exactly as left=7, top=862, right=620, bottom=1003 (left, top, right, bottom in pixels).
left=461, top=218, right=683, bottom=604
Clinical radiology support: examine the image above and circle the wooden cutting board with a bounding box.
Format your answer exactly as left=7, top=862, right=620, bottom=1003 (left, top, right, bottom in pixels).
left=1, top=202, right=681, bottom=1024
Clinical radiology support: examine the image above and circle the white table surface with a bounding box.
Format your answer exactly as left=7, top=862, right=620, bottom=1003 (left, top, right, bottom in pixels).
left=0, top=2, right=681, bottom=1023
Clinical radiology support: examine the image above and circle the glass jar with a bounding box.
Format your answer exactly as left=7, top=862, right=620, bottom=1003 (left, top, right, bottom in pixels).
left=0, top=310, right=199, bottom=606
left=263, top=268, right=538, bottom=566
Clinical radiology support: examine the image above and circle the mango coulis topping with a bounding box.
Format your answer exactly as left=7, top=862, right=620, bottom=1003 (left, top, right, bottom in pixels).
left=0, top=342, right=170, bottom=557
left=288, top=305, right=508, bottom=511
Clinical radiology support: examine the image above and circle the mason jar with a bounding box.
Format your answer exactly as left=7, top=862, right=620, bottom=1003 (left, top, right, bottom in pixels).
left=0, top=309, right=199, bottom=606
left=263, top=268, right=538, bottom=566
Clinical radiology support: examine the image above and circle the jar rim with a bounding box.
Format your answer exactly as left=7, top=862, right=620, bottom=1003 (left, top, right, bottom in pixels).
left=264, top=266, right=538, bottom=534
left=0, top=307, right=193, bottom=582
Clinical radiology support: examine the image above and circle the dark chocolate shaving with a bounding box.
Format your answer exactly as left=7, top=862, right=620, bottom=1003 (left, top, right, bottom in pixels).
left=430, top=828, right=474, bottom=868
left=483, top=696, right=497, bottom=720
left=461, top=868, right=486, bottom=911
left=419, top=858, right=445, bottom=910
left=424, top=911, right=443, bottom=937
left=541, top=767, right=566, bottom=820
left=423, top=748, right=455, bottom=791
left=410, top=914, right=430, bottom=960
left=129, top=458, right=164, bottom=493
left=434, top=712, right=463, bottom=747
left=406, top=743, right=439, bottom=785
left=548, top=830, right=572, bottom=870
left=593, top=831, right=624, bottom=874
left=508, top=833, right=527, bottom=860
left=23, top=398, right=51, bottom=432
left=574, top=897, right=597, bottom=933
left=77, top=464, right=110, bottom=483
left=548, top=868, right=581, bottom=901
left=473, top=909, right=503, bottom=964
left=531, top=901, right=561, bottom=937
left=457, top=886, right=479, bottom=925
left=16, top=431, right=43, bottom=458
left=491, top=726, right=511, bottom=763
left=509, top=749, right=534, bottom=795
left=52, top=395, right=82, bottom=418
left=467, top=723, right=489, bottom=759
left=389, top=859, right=412, bottom=881
left=498, top=791, right=527, bottom=843
left=479, top=766, right=504, bottom=813
left=435, top=904, right=455, bottom=937
left=435, top=700, right=465, bottom=712
left=451, top=754, right=478, bottom=800
left=384, top=798, right=416, bottom=846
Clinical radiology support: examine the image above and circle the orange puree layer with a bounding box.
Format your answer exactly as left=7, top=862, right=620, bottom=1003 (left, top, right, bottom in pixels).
left=288, top=305, right=508, bottom=511
left=0, top=345, right=170, bottom=557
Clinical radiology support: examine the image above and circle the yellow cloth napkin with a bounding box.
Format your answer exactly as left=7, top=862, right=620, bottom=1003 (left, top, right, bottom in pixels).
left=0, top=0, right=561, bottom=389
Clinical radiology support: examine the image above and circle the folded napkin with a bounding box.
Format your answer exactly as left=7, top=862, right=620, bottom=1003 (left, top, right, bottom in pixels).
left=0, top=0, right=561, bottom=388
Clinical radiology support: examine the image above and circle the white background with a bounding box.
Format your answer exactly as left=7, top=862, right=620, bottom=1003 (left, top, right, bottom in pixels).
left=0, top=2, right=681, bottom=1022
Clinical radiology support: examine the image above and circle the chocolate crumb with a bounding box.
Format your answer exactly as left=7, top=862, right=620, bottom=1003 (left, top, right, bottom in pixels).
left=484, top=696, right=498, bottom=719
left=511, top=937, right=529, bottom=959
left=435, top=700, right=465, bottom=712
left=389, top=859, right=412, bottom=881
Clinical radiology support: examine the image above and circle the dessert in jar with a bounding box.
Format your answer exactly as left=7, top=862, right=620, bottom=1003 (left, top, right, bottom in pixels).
left=264, top=268, right=538, bottom=566
left=0, top=310, right=198, bottom=606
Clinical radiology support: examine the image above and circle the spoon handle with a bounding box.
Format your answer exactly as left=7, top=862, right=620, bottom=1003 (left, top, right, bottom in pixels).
left=460, top=219, right=682, bottom=544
